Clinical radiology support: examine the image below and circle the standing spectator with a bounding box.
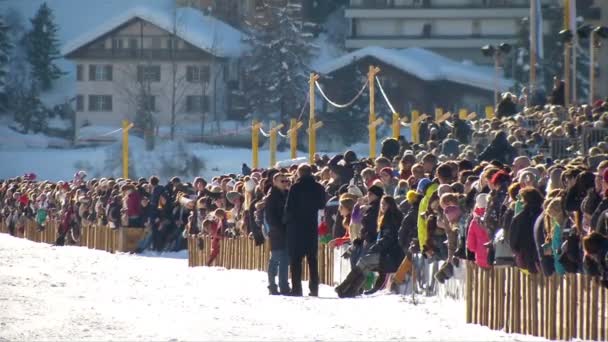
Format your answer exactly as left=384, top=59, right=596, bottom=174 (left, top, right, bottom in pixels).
left=284, top=164, right=326, bottom=297
left=495, top=92, right=518, bottom=119
left=264, top=173, right=291, bottom=295
left=550, top=76, right=565, bottom=106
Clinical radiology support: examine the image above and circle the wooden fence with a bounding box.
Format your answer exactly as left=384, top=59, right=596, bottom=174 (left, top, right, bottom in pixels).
left=0, top=219, right=145, bottom=254
left=466, top=264, right=608, bottom=341
left=187, top=236, right=335, bottom=286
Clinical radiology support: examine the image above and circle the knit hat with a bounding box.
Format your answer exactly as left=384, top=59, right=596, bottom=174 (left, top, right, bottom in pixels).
left=406, top=190, right=419, bottom=204
left=367, top=185, right=384, bottom=198
left=475, top=193, right=489, bottom=209
left=416, top=178, right=432, bottom=194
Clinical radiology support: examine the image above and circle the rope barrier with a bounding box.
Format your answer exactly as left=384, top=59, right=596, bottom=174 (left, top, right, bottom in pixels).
left=75, top=126, right=124, bottom=141
left=259, top=127, right=271, bottom=138
left=297, top=97, right=310, bottom=122
left=315, top=79, right=368, bottom=109
left=375, top=76, right=396, bottom=114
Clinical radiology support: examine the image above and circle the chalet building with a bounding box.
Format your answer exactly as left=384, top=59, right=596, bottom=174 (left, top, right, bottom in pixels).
left=62, top=6, right=244, bottom=137
left=315, top=46, right=514, bottom=115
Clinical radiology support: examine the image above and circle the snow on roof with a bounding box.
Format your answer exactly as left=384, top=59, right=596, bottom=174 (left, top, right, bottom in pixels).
left=61, top=6, right=244, bottom=58
left=316, top=46, right=514, bottom=92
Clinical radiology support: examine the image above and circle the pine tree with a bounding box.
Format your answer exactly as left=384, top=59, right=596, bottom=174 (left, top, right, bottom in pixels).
left=25, top=2, right=64, bottom=91
left=242, top=0, right=316, bottom=123
left=0, top=15, right=12, bottom=111
left=12, top=84, right=48, bottom=134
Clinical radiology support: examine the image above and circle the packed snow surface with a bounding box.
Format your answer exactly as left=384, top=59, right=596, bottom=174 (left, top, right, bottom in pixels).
left=0, top=234, right=543, bottom=341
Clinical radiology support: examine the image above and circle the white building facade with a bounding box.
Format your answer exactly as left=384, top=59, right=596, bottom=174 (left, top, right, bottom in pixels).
left=345, top=0, right=552, bottom=64
left=62, top=7, right=242, bottom=137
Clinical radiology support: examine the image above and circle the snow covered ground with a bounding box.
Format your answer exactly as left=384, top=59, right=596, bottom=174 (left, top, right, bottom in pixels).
left=0, top=234, right=543, bottom=341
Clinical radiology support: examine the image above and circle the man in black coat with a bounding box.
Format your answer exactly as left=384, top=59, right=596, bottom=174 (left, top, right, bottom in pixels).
left=284, top=164, right=327, bottom=296
left=264, top=172, right=291, bottom=295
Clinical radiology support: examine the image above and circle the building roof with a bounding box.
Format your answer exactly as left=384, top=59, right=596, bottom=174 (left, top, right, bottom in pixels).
left=62, top=6, right=244, bottom=58
left=316, top=46, right=514, bottom=92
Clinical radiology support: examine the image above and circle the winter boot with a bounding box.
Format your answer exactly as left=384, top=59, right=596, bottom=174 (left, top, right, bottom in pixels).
left=364, top=273, right=387, bottom=295
left=268, top=284, right=279, bottom=296
left=336, top=267, right=366, bottom=298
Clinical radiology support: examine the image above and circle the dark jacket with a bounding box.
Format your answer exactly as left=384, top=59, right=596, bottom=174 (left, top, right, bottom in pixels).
left=284, top=175, right=326, bottom=256
left=361, top=199, right=380, bottom=245
left=509, top=205, right=541, bottom=273
left=374, top=210, right=405, bottom=273
left=265, top=186, right=288, bottom=250
left=399, top=200, right=420, bottom=252
left=594, top=208, right=608, bottom=236
left=479, top=132, right=517, bottom=164
left=453, top=118, right=472, bottom=144
left=550, top=81, right=565, bottom=106
left=484, top=187, right=508, bottom=235
left=591, top=197, right=608, bottom=230
left=496, top=97, right=518, bottom=118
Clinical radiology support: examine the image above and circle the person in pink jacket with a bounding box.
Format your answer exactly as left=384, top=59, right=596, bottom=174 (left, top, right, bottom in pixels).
left=467, top=193, right=491, bottom=268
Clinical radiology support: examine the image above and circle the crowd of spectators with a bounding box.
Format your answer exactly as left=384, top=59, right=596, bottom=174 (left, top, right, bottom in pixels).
left=2, top=94, right=608, bottom=297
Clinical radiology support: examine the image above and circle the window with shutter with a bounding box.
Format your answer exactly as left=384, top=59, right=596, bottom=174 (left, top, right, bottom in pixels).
left=104, top=65, right=113, bottom=81
left=200, top=65, right=210, bottom=82
left=112, top=38, right=123, bottom=50
left=185, top=95, right=209, bottom=112
left=77, top=65, right=83, bottom=81
left=137, top=65, right=161, bottom=82
left=103, top=95, right=113, bottom=111
left=88, top=95, right=98, bottom=111
left=89, top=65, right=95, bottom=81
left=76, top=95, right=84, bottom=111
left=129, top=38, right=138, bottom=49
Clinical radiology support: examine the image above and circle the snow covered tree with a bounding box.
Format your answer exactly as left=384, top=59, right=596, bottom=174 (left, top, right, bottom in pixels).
left=24, top=2, right=64, bottom=91
left=242, top=0, right=317, bottom=123
left=0, top=15, right=12, bottom=112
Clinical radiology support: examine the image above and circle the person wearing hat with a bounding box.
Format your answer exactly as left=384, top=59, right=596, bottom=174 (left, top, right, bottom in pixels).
left=284, top=164, right=327, bottom=297
left=264, top=172, right=291, bottom=295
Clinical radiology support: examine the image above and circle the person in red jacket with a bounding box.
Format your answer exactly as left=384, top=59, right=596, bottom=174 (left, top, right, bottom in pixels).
left=206, top=209, right=226, bottom=266
left=467, top=193, right=491, bottom=268
left=124, top=185, right=142, bottom=227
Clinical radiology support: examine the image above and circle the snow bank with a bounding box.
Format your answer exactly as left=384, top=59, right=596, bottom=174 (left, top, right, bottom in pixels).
left=0, top=234, right=543, bottom=341
left=0, top=125, right=70, bottom=149
left=316, top=46, right=515, bottom=92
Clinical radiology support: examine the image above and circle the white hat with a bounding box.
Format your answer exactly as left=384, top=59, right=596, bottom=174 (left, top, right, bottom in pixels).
left=347, top=185, right=363, bottom=198
left=475, top=193, right=489, bottom=209
left=244, top=179, right=256, bottom=192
